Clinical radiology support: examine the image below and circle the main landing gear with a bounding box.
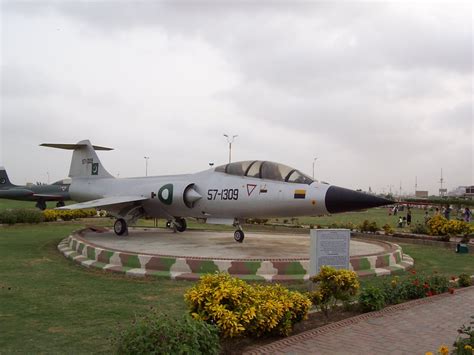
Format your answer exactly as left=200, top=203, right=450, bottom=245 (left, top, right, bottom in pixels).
left=166, top=217, right=187, bottom=232
left=35, top=200, right=47, bottom=211
left=56, top=201, right=65, bottom=208
left=114, top=218, right=128, bottom=236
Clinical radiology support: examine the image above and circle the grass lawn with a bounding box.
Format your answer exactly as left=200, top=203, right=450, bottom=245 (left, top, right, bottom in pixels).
left=1, top=213, right=473, bottom=352
left=0, top=223, right=192, bottom=353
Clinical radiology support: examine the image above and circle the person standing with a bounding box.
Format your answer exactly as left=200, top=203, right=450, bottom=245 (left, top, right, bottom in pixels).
left=444, top=205, right=451, bottom=220
left=407, top=208, right=412, bottom=226
left=464, top=207, right=472, bottom=223
left=424, top=210, right=430, bottom=224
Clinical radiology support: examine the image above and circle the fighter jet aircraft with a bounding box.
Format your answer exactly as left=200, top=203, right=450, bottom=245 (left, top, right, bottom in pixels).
left=0, top=167, right=71, bottom=210
left=42, top=140, right=392, bottom=242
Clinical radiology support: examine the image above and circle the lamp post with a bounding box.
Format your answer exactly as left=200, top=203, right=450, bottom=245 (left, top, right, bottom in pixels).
left=144, top=156, right=150, bottom=176
left=223, top=134, right=238, bottom=163
left=312, top=157, right=318, bottom=179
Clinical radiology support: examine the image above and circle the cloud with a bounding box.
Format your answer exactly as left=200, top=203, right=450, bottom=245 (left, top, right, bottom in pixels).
left=1, top=1, right=472, bottom=193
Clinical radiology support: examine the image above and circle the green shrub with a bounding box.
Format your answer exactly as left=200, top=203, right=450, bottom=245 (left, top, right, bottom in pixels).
left=382, top=223, right=394, bottom=234
left=328, top=222, right=356, bottom=230
left=14, top=209, right=43, bottom=223
left=0, top=210, right=17, bottom=225
left=410, top=223, right=429, bottom=235
left=381, top=276, right=406, bottom=304
left=113, top=310, right=220, bottom=355
left=0, top=209, right=43, bottom=224
left=309, top=266, right=360, bottom=318
left=185, top=273, right=311, bottom=338
left=382, top=272, right=449, bottom=303
left=359, top=220, right=379, bottom=233
left=452, top=316, right=474, bottom=355
left=359, top=286, right=386, bottom=312
left=458, top=273, right=472, bottom=287
left=427, top=274, right=449, bottom=295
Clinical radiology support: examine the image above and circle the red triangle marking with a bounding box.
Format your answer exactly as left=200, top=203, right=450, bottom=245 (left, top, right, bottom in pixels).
left=247, top=184, right=257, bottom=196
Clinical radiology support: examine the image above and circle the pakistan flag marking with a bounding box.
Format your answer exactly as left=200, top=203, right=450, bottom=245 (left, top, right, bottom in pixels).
left=158, top=184, right=173, bottom=205
left=91, top=163, right=99, bottom=175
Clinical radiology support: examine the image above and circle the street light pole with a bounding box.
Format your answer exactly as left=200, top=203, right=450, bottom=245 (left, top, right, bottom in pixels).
left=312, top=157, right=318, bottom=179
left=223, top=134, right=238, bottom=163
left=144, top=156, right=150, bottom=176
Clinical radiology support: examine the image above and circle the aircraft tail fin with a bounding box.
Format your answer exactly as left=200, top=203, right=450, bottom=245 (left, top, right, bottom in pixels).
left=41, top=140, right=114, bottom=179
left=0, top=167, right=16, bottom=187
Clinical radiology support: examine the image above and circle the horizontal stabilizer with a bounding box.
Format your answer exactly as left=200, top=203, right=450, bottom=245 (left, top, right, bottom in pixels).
left=56, top=195, right=148, bottom=210
left=40, top=143, right=113, bottom=151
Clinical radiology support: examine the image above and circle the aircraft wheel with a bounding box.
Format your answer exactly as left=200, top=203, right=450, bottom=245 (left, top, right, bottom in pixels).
left=56, top=201, right=65, bottom=208
left=234, top=230, right=245, bottom=243
left=114, top=218, right=128, bottom=236
left=175, top=218, right=187, bottom=232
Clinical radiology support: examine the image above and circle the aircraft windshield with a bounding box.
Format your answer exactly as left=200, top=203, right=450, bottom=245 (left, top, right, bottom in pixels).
left=52, top=179, right=71, bottom=185
left=215, top=160, right=313, bottom=184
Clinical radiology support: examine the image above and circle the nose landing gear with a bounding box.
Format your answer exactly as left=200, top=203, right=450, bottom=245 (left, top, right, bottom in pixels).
left=234, top=229, right=245, bottom=243
left=233, top=220, right=245, bottom=243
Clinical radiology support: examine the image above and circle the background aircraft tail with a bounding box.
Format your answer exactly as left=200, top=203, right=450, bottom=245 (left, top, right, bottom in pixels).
left=41, top=140, right=114, bottom=179
left=0, top=167, right=16, bottom=187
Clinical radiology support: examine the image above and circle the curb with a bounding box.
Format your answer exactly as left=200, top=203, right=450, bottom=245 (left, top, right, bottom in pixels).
left=58, top=229, right=414, bottom=281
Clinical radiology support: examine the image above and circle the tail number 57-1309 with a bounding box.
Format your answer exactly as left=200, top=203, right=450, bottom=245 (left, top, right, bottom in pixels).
left=207, top=189, right=239, bottom=201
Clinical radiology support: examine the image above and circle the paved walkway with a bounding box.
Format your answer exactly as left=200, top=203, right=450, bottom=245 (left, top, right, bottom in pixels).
left=246, top=286, right=474, bottom=355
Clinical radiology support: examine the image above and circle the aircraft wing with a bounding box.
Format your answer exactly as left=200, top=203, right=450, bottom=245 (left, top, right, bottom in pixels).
left=56, top=196, right=149, bottom=210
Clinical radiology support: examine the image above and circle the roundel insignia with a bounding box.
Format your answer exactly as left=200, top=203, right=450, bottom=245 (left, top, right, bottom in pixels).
left=158, top=184, right=173, bottom=205
left=0, top=178, right=6, bottom=184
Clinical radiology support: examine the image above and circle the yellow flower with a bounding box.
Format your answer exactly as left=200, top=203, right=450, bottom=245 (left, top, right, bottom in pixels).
left=425, top=352, right=434, bottom=355
left=465, top=344, right=473, bottom=350
left=438, top=345, right=449, bottom=355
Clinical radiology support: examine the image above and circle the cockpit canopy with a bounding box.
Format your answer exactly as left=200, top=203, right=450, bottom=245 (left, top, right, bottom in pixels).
left=52, top=178, right=71, bottom=185
left=215, top=160, right=314, bottom=185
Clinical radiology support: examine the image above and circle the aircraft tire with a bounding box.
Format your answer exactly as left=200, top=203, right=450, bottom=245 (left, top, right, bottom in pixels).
left=56, top=201, right=65, bottom=208
left=114, top=218, right=128, bottom=236
left=234, top=230, right=245, bottom=243
left=175, top=218, right=187, bottom=232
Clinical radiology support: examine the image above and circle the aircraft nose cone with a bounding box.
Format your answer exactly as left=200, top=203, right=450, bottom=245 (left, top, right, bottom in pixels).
left=325, top=185, right=393, bottom=214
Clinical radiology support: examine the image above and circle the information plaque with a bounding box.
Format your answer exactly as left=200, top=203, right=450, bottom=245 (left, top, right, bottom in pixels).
left=309, top=229, right=350, bottom=276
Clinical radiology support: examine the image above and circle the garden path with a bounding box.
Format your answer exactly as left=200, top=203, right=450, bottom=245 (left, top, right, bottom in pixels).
left=246, top=286, right=474, bottom=354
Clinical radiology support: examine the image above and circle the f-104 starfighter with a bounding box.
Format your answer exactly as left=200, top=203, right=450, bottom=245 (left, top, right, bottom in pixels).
left=42, top=140, right=392, bottom=242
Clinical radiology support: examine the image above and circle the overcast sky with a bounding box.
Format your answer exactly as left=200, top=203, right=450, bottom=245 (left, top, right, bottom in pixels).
left=1, top=1, right=472, bottom=196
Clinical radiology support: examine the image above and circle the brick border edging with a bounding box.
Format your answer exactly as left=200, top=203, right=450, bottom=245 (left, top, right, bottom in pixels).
left=58, top=229, right=414, bottom=281
left=244, top=286, right=474, bottom=354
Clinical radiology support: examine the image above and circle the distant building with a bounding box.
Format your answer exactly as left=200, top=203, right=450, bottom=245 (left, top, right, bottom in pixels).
left=415, top=190, right=429, bottom=198
left=448, top=186, right=474, bottom=199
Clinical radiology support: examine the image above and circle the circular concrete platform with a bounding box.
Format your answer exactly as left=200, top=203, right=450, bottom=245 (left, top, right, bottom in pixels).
left=58, top=228, right=413, bottom=281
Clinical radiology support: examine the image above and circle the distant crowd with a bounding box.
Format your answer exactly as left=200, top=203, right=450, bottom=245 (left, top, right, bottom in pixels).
left=388, top=204, right=472, bottom=228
